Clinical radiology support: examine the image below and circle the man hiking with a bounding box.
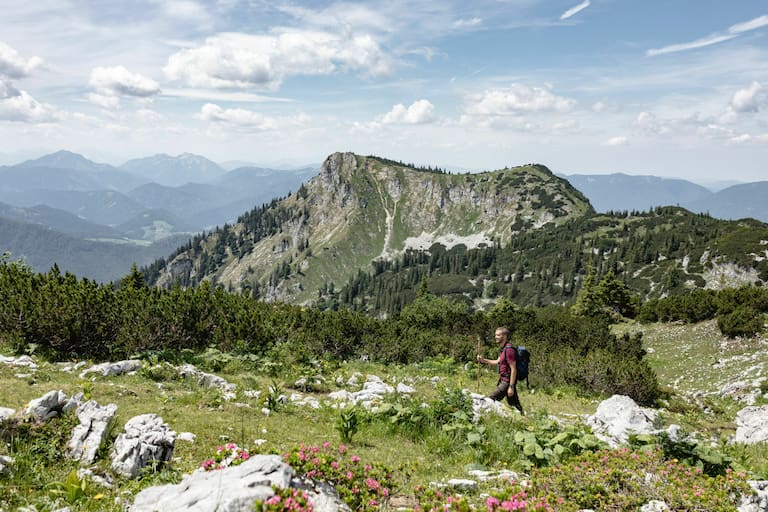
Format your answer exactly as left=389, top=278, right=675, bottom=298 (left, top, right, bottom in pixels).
left=477, top=326, right=524, bottom=414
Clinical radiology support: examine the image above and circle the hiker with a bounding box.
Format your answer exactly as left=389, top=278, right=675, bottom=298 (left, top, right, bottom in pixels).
left=477, top=326, right=524, bottom=414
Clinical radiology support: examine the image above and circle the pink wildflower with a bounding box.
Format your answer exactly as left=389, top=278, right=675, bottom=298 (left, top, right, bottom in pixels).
left=347, top=471, right=354, bottom=480
left=485, top=496, right=500, bottom=510
left=350, top=455, right=361, bottom=463
left=322, top=441, right=330, bottom=449
left=331, top=461, right=340, bottom=469
left=339, top=444, right=347, bottom=454
left=365, top=478, right=380, bottom=490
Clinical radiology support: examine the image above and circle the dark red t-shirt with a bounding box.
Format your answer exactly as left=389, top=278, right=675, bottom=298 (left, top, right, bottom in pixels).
left=498, top=344, right=517, bottom=381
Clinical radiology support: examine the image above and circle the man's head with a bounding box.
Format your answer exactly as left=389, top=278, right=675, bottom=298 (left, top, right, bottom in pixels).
left=495, top=326, right=511, bottom=344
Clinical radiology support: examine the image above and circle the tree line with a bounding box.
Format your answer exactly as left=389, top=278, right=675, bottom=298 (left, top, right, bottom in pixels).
left=0, top=256, right=658, bottom=405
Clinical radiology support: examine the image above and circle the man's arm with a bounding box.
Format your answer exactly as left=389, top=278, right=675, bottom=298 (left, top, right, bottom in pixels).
left=477, top=354, right=500, bottom=365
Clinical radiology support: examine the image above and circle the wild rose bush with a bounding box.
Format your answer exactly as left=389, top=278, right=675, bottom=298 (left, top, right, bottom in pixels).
left=200, top=442, right=251, bottom=471
left=283, top=443, right=397, bottom=511
left=521, top=447, right=752, bottom=511
left=415, top=485, right=555, bottom=512
left=254, top=486, right=314, bottom=512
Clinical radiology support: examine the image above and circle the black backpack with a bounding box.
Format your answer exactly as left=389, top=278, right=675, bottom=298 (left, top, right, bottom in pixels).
left=516, top=346, right=530, bottom=387
left=502, top=344, right=531, bottom=388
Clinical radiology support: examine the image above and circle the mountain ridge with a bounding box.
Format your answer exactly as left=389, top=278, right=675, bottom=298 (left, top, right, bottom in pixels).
left=148, top=152, right=594, bottom=302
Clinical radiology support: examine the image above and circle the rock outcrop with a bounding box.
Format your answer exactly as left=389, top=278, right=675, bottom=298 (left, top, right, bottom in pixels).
left=79, top=359, right=142, bottom=378
left=24, top=390, right=82, bottom=421
left=111, top=414, right=176, bottom=478
left=585, top=395, right=658, bottom=447
left=733, top=405, right=768, bottom=445
left=67, top=400, right=118, bottom=464
left=132, top=454, right=350, bottom=512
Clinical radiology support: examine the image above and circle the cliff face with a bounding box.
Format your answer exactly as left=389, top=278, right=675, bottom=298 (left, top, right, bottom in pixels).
left=153, top=152, right=594, bottom=303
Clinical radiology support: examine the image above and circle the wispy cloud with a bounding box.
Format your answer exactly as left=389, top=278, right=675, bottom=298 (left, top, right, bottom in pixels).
left=560, top=1, right=590, bottom=21
left=605, top=136, right=628, bottom=146
left=648, top=14, right=768, bottom=56
left=453, top=17, right=482, bottom=28
left=729, top=15, right=768, bottom=34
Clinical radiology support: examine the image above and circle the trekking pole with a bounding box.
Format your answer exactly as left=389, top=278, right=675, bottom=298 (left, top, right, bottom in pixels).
left=476, top=335, right=481, bottom=393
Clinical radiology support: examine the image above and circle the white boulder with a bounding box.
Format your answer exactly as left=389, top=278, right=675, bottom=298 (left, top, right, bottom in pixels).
left=733, top=405, right=768, bottom=445
left=67, top=400, right=118, bottom=464
left=585, top=395, right=658, bottom=447
left=111, top=414, right=176, bottom=478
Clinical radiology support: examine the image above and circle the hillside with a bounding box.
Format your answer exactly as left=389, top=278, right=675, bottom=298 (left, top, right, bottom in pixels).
left=0, top=216, right=188, bottom=282
left=146, top=152, right=593, bottom=302
left=331, top=208, right=768, bottom=315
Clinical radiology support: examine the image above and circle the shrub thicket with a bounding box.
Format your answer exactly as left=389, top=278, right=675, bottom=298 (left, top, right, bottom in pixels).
left=638, top=286, right=767, bottom=337
left=0, top=259, right=658, bottom=404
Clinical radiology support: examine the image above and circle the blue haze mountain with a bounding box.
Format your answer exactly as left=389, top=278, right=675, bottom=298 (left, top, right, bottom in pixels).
left=682, top=181, right=768, bottom=222
left=120, top=153, right=227, bottom=187
left=562, top=173, right=712, bottom=213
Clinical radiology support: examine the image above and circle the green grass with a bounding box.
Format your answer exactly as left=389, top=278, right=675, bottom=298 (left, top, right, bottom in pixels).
left=2, top=323, right=767, bottom=510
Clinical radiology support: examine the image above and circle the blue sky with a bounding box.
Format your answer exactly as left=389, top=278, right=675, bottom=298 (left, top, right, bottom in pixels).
left=0, top=0, right=766, bottom=183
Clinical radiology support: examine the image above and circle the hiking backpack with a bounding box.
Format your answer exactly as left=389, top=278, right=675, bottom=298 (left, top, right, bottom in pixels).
left=515, top=346, right=530, bottom=387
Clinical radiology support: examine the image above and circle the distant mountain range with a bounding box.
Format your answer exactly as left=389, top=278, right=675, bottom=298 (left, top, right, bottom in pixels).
left=1, top=149, right=766, bottom=284
left=560, top=173, right=768, bottom=222
left=0, top=150, right=317, bottom=281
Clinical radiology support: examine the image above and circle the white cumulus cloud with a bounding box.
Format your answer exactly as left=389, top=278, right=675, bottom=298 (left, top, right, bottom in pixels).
left=560, top=1, right=590, bottom=21
left=464, top=84, right=575, bottom=116
left=382, top=99, right=435, bottom=124
left=89, top=66, right=161, bottom=102
left=730, top=81, right=763, bottom=113
left=0, top=41, right=43, bottom=79
left=164, top=30, right=392, bottom=91
left=0, top=79, right=59, bottom=123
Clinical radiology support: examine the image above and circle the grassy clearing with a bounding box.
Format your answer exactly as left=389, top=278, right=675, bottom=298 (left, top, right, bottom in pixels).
left=1, top=320, right=767, bottom=510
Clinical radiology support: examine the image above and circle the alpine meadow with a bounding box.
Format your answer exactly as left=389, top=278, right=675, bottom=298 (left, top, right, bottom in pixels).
left=2, top=1, right=768, bottom=511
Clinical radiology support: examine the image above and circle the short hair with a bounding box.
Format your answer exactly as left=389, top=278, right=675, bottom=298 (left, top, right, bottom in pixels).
left=496, top=326, right=511, bottom=338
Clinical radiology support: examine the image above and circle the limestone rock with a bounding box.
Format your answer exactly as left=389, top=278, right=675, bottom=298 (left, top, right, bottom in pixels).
left=641, top=500, right=670, bottom=512
left=132, top=454, right=349, bottom=512
left=733, top=405, right=768, bottom=445
left=346, top=372, right=362, bottom=387
left=67, top=400, right=118, bottom=464
left=444, top=479, right=478, bottom=492
left=470, top=392, right=509, bottom=420
left=79, top=359, right=142, bottom=378
left=0, top=407, right=15, bottom=422
left=25, top=390, right=82, bottom=421
left=178, top=432, right=197, bottom=442
left=738, top=480, right=768, bottom=512
left=178, top=364, right=237, bottom=400
left=0, top=455, right=13, bottom=475
left=397, top=382, right=416, bottom=394
left=585, top=395, right=658, bottom=447
left=0, top=354, right=38, bottom=369
left=111, top=414, right=176, bottom=478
